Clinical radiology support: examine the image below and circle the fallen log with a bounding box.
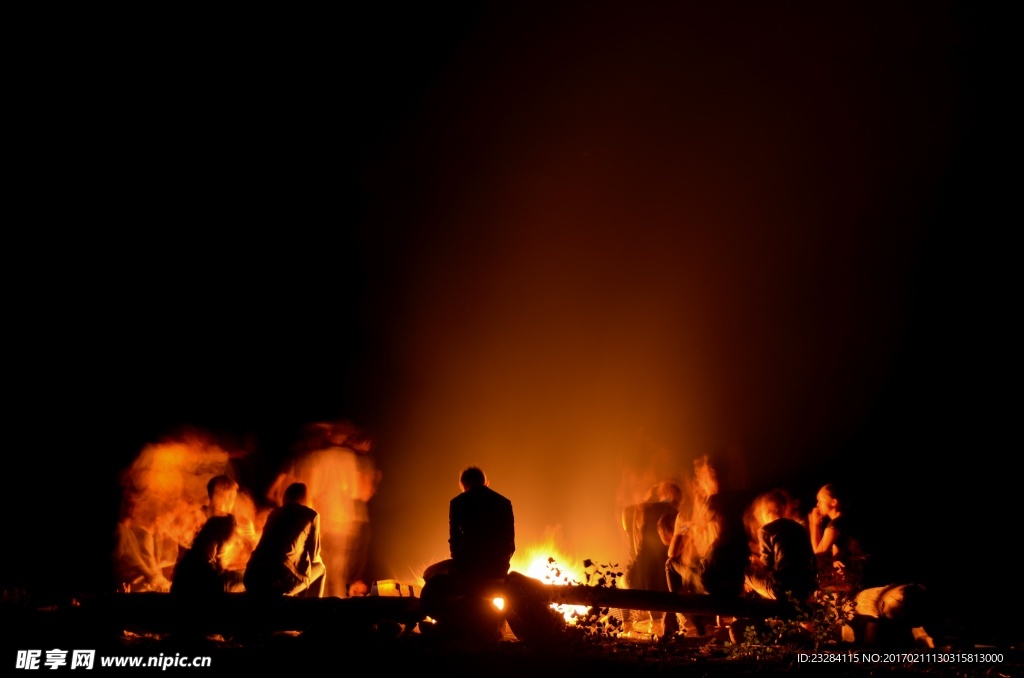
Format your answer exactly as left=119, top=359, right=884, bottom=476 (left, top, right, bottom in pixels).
left=41, top=575, right=789, bottom=644
left=543, top=582, right=793, bottom=620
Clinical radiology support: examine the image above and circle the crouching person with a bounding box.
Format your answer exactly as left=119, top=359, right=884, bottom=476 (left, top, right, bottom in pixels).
left=244, top=482, right=326, bottom=597
left=744, top=489, right=818, bottom=607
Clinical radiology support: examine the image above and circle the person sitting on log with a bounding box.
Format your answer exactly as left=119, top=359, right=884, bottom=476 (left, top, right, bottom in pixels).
left=663, top=454, right=749, bottom=640
left=423, top=466, right=516, bottom=582
left=171, top=512, right=245, bottom=597
left=622, top=481, right=681, bottom=635
left=243, top=482, right=326, bottom=597
left=809, top=483, right=868, bottom=592
left=744, top=488, right=818, bottom=606
left=810, top=483, right=936, bottom=648
left=420, top=466, right=515, bottom=637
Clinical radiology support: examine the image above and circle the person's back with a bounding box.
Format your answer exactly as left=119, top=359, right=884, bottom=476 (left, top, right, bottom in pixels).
left=248, top=504, right=317, bottom=572
left=699, top=490, right=749, bottom=597
left=244, top=482, right=325, bottom=597
left=172, top=514, right=242, bottom=597
left=625, top=483, right=680, bottom=592
left=757, top=516, right=817, bottom=601
left=420, top=466, right=515, bottom=640
left=449, top=476, right=515, bottom=579
left=664, top=456, right=748, bottom=639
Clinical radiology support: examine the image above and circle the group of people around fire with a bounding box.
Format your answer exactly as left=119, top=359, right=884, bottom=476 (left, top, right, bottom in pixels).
left=114, top=420, right=380, bottom=601
left=620, top=453, right=877, bottom=640
left=116, top=432, right=921, bottom=645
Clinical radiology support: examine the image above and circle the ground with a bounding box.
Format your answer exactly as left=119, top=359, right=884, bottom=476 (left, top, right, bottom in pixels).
left=4, top=593, right=1020, bottom=677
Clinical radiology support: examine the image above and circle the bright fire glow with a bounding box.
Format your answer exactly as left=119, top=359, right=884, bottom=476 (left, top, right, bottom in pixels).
left=510, top=539, right=590, bottom=623
left=492, top=597, right=505, bottom=610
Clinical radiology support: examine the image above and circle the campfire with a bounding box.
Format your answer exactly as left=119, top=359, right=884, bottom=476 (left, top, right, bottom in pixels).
left=508, top=539, right=592, bottom=623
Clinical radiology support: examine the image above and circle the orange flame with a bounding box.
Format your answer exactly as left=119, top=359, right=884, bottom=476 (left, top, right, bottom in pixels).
left=509, top=536, right=590, bottom=623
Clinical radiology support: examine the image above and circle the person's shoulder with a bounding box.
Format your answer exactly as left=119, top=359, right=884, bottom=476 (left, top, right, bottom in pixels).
left=208, top=514, right=237, bottom=528
left=476, top=484, right=506, bottom=498
left=779, top=516, right=807, bottom=530
left=652, top=502, right=677, bottom=518
left=773, top=517, right=809, bottom=539
left=287, top=503, right=318, bottom=521
left=450, top=491, right=473, bottom=512
left=826, top=514, right=848, bottom=530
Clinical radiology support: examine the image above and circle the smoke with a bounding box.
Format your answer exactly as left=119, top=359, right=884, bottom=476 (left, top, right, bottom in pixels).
left=363, top=4, right=953, bottom=582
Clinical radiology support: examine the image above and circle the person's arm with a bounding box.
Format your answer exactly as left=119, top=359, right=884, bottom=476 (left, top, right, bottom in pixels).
left=667, top=514, right=688, bottom=560
left=308, top=513, right=323, bottom=571
left=213, top=516, right=239, bottom=573
left=667, top=532, right=685, bottom=560
left=814, top=527, right=837, bottom=556
left=621, top=505, right=635, bottom=534
left=759, top=527, right=774, bottom=570
left=810, top=512, right=836, bottom=556
left=808, top=507, right=825, bottom=553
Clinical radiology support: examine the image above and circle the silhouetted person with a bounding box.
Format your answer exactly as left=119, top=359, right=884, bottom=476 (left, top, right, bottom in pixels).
left=191, top=474, right=255, bottom=577
left=622, top=481, right=681, bottom=633
left=744, top=488, right=817, bottom=605
left=244, top=482, right=326, bottom=597
left=664, top=454, right=748, bottom=639
left=266, top=420, right=378, bottom=597
left=447, top=466, right=515, bottom=579
left=421, top=467, right=515, bottom=635
left=171, top=513, right=244, bottom=597
left=423, top=466, right=516, bottom=582
left=623, top=481, right=682, bottom=589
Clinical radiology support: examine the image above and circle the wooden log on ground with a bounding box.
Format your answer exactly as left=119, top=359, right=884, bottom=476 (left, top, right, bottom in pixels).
left=54, top=576, right=786, bottom=644
left=544, top=583, right=793, bottom=620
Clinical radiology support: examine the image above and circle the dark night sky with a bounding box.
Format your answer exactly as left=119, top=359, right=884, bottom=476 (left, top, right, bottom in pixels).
left=6, top=2, right=1015, bottom=638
